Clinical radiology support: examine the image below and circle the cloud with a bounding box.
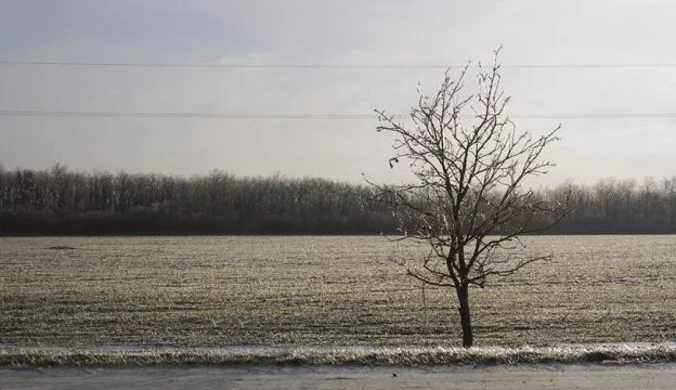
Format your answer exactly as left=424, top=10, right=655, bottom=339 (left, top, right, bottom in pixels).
left=1, top=0, right=676, bottom=184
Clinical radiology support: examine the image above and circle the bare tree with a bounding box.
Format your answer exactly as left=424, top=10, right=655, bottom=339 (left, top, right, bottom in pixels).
left=370, top=48, right=565, bottom=348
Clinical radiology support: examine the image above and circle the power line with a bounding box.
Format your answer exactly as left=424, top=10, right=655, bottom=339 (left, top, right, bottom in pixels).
left=3, top=60, right=676, bottom=69
left=2, top=110, right=676, bottom=120
left=0, top=110, right=371, bottom=119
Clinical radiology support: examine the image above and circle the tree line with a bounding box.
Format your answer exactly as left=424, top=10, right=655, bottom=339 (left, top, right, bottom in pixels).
left=551, top=177, right=676, bottom=234
left=0, top=164, right=675, bottom=235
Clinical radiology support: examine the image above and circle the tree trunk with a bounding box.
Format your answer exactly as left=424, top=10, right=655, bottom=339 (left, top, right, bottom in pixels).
left=456, top=282, right=473, bottom=348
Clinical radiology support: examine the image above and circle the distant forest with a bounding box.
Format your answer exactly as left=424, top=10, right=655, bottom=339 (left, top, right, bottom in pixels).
left=1, top=164, right=676, bottom=235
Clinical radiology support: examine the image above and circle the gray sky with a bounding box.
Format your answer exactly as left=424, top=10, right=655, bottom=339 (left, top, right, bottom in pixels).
left=1, top=0, right=676, bottom=186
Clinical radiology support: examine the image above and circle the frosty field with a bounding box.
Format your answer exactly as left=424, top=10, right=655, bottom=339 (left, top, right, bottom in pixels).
left=1, top=235, right=675, bottom=351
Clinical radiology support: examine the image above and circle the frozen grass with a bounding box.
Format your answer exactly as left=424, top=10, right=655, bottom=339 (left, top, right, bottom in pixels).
left=1, top=235, right=676, bottom=349
left=3, top=345, right=676, bottom=366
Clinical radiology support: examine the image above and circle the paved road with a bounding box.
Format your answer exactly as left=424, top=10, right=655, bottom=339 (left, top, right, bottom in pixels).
left=2, top=364, right=676, bottom=390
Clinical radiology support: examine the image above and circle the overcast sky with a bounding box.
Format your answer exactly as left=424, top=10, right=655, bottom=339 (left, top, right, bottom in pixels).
left=1, top=0, right=676, bottom=186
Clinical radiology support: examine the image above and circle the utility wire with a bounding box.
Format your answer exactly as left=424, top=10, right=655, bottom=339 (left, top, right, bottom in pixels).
left=3, top=60, right=676, bottom=69
left=2, top=110, right=676, bottom=120
left=0, top=110, right=372, bottom=119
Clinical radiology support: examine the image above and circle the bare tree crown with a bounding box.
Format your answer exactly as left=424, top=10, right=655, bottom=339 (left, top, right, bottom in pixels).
left=371, top=48, right=564, bottom=290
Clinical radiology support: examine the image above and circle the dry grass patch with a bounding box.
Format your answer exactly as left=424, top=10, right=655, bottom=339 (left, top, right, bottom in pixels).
left=1, top=235, right=676, bottom=348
